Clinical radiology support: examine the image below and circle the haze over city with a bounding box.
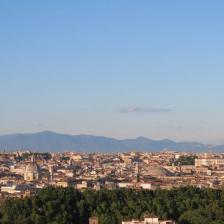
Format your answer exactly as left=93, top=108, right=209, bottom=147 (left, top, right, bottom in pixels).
left=1, top=0, right=224, bottom=144
left=2, top=2, right=224, bottom=224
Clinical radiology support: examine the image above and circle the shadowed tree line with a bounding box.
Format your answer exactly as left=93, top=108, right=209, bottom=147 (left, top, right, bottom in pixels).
left=171, top=155, right=197, bottom=166
left=0, top=187, right=224, bottom=224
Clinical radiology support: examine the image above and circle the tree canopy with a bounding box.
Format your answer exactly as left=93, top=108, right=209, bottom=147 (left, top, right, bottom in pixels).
left=0, top=187, right=224, bottom=224
left=171, top=155, right=197, bottom=166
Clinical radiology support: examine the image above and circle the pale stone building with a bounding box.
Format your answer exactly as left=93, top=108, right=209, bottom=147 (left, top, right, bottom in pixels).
left=24, top=155, right=41, bottom=181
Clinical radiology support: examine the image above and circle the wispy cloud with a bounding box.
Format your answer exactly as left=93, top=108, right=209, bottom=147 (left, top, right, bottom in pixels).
left=118, top=107, right=172, bottom=114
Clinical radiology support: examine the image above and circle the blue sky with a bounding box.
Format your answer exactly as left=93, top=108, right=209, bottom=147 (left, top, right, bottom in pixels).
left=1, top=0, right=224, bottom=143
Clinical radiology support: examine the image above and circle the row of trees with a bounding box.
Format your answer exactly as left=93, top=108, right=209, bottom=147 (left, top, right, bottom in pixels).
left=171, top=155, right=197, bottom=166
left=0, top=187, right=224, bottom=224
left=16, top=152, right=52, bottom=162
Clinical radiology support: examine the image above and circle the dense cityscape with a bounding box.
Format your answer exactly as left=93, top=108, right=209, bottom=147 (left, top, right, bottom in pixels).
left=0, top=150, right=224, bottom=223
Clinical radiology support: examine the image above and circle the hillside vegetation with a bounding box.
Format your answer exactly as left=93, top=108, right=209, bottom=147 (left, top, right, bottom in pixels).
left=0, top=187, right=224, bottom=224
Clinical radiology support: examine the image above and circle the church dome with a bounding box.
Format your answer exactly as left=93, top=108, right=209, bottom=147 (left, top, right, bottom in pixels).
left=25, top=162, right=39, bottom=173
left=24, top=155, right=41, bottom=181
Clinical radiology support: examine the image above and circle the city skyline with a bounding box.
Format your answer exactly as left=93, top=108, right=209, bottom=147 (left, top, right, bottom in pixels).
left=1, top=1, right=224, bottom=143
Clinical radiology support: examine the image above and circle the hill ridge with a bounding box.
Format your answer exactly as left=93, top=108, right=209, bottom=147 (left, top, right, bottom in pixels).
left=0, top=131, right=222, bottom=152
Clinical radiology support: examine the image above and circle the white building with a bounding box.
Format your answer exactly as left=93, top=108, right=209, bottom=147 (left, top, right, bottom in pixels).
left=122, top=216, right=175, bottom=224
left=24, top=155, right=41, bottom=181
left=195, top=158, right=224, bottom=167
left=118, top=182, right=134, bottom=188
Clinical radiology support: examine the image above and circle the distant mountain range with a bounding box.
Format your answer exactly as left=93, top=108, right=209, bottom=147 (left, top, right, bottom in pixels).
left=0, top=131, right=223, bottom=152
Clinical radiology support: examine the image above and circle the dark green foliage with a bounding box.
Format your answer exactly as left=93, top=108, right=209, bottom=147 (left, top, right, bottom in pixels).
left=61, top=156, right=70, bottom=161
left=17, top=152, right=52, bottom=162
left=0, top=187, right=224, bottom=224
left=16, top=152, right=30, bottom=161
left=171, top=155, right=197, bottom=166
left=39, top=153, right=52, bottom=161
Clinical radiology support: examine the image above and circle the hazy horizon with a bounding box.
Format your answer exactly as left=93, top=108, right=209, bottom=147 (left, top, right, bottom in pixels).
left=0, top=130, right=223, bottom=145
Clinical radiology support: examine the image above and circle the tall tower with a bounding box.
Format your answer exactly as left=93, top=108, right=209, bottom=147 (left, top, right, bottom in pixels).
left=31, top=154, right=35, bottom=163
left=135, top=162, right=139, bottom=175
left=49, top=166, right=54, bottom=181
left=134, top=162, right=140, bottom=183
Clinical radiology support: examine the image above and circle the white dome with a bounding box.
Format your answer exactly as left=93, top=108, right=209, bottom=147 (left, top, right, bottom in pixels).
left=25, top=163, right=39, bottom=173
left=24, top=155, right=41, bottom=181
